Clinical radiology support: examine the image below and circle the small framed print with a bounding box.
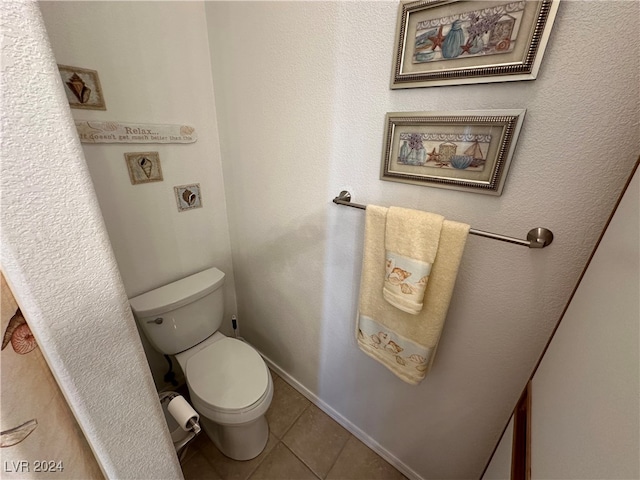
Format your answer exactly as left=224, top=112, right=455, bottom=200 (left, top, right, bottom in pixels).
left=58, top=65, right=106, bottom=110
left=174, top=184, right=202, bottom=212
left=380, top=110, right=526, bottom=195
left=390, top=0, right=559, bottom=88
left=125, top=152, right=163, bottom=185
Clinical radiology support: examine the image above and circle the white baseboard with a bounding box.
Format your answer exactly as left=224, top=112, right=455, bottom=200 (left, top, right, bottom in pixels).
left=258, top=350, right=424, bottom=480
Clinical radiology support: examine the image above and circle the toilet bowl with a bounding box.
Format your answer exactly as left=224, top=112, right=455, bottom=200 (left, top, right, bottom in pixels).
left=175, top=332, right=273, bottom=460
left=129, top=268, right=273, bottom=461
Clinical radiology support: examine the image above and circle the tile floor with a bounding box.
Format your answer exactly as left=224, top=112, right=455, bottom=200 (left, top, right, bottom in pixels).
left=181, top=370, right=407, bottom=480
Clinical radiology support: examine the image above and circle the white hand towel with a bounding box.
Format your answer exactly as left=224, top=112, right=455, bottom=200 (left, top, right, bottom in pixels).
left=383, top=207, right=444, bottom=315
left=357, top=206, right=469, bottom=385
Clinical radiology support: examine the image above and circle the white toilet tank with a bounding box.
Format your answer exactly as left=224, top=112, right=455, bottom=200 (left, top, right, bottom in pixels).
left=129, top=268, right=225, bottom=355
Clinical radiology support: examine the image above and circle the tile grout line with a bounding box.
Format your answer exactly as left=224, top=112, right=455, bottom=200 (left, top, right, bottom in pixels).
left=322, top=433, right=353, bottom=480
left=189, top=369, right=404, bottom=480
left=277, top=403, right=352, bottom=480
left=190, top=438, right=224, bottom=480
left=272, top=397, right=323, bottom=480
left=244, top=438, right=281, bottom=480
left=262, top=360, right=419, bottom=480
left=277, top=400, right=311, bottom=441
left=191, top=429, right=273, bottom=480
left=246, top=395, right=311, bottom=480
left=278, top=441, right=323, bottom=480
left=281, top=429, right=353, bottom=480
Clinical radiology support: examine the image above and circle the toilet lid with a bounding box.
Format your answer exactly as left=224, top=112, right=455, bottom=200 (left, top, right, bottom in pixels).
left=186, top=338, right=268, bottom=411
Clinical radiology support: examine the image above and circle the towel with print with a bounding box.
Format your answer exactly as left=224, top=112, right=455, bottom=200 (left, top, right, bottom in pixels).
left=382, top=207, right=443, bottom=315
left=358, top=314, right=432, bottom=383
left=356, top=205, right=469, bottom=384
left=383, top=252, right=433, bottom=314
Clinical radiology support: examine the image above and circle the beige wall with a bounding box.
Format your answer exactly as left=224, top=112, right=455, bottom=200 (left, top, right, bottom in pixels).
left=206, top=2, right=639, bottom=478
left=482, top=416, right=513, bottom=480
left=530, top=167, right=639, bottom=478
left=483, top=167, right=639, bottom=479
left=21, top=1, right=640, bottom=478
left=39, top=1, right=238, bottom=389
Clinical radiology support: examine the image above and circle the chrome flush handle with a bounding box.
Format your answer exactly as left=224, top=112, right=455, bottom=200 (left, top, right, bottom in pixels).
left=147, top=317, right=163, bottom=325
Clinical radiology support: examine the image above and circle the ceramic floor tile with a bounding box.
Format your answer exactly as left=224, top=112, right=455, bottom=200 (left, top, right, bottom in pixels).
left=265, top=376, right=310, bottom=438
left=283, top=404, right=351, bottom=478
left=197, top=432, right=278, bottom=480
left=182, top=449, right=222, bottom=480
left=248, top=442, right=318, bottom=480
left=326, top=436, right=407, bottom=480
left=186, top=431, right=212, bottom=458
left=180, top=375, right=406, bottom=480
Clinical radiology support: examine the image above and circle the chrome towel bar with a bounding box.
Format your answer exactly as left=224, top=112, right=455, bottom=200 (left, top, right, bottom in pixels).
left=332, top=191, right=554, bottom=249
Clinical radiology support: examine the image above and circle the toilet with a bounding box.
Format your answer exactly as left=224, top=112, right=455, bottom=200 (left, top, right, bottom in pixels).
left=129, top=267, right=273, bottom=461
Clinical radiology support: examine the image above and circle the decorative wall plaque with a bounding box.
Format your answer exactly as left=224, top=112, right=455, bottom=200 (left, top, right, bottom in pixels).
left=174, top=184, right=202, bottom=212
left=380, top=110, right=526, bottom=195
left=75, top=121, right=197, bottom=144
left=58, top=65, right=106, bottom=110
left=390, top=0, right=559, bottom=88
left=124, top=152, right=163, bottom=185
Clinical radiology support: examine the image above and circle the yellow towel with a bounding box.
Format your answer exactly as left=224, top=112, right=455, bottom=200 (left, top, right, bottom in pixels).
left=357, top=205, right=469, bottom=385
left=383, top=207, right=444, bottom=315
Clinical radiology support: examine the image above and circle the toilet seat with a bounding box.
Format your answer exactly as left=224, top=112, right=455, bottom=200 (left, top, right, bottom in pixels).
left=186, top=337, right=271, bottom=422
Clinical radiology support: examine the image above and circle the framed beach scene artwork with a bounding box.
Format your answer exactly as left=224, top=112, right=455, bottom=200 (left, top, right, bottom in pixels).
left=380, top=110, right=526, bottom=195
left=391, top=0, right=560, bottom=88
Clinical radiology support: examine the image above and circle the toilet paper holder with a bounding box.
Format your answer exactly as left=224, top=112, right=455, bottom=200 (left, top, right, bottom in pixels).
left=185, top=417, right=200, bottom=434
left=159, top=391, right=201, bottom=457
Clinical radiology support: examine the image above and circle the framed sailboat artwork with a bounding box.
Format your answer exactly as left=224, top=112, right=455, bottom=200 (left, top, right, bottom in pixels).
left=390, top=0, right=560, bottom=88
left=380, top=110, right=526, bottom=195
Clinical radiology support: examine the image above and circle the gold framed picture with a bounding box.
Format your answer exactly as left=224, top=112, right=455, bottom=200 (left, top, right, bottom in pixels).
left=380, top=110, right=526, bottom=195
left=391, top=0, right=559, bottom=88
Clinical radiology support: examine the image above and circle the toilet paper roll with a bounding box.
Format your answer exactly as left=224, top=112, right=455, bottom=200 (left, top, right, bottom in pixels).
left=167, top=395, right=200, bottom=431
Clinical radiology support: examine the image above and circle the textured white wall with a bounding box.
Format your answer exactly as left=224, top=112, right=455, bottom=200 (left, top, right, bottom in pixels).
left=206, top=2, right=639, bottom=479
left=0, top=2, right=182, bottom=479
left=39, top=1, right=238, bottom=387
left=531, top=168, right=639, bottom=479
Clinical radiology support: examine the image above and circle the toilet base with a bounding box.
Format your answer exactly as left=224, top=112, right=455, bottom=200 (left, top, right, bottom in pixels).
left=200, top=414, right=269, bottom=461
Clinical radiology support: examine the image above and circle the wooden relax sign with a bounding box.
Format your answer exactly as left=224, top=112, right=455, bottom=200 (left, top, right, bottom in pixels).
left=75, top=121, right=197, bottom=144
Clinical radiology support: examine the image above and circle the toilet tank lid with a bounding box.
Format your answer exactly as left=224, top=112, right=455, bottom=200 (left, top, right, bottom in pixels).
left=129, top=267, right=225, bottom=317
